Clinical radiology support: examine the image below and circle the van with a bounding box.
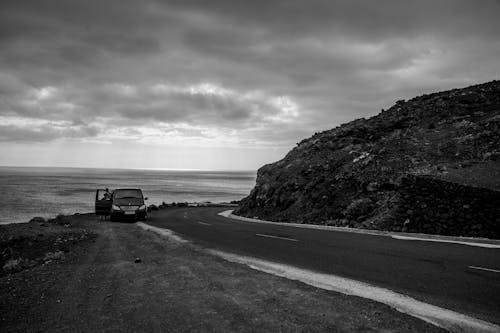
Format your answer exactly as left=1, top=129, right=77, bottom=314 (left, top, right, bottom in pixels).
left=95, top=188, right=148, bottom=221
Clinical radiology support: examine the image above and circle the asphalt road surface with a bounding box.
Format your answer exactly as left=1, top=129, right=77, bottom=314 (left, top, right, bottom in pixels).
left=147, top=207, right=500, bottom=325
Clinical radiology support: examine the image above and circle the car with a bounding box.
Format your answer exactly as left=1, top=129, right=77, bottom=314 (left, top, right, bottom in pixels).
left=95, top=188, right=148, bottom=222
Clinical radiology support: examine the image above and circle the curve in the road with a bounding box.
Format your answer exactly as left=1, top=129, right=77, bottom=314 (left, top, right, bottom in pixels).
left=144, top=207, right=500, bottom=328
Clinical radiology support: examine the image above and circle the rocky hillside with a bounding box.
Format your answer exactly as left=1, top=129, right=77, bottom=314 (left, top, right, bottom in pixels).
left=236, top=81, right=500, bottom=238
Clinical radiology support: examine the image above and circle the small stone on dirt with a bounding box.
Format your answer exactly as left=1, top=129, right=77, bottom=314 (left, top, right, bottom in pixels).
left=134, top=258, right=142, bottom=263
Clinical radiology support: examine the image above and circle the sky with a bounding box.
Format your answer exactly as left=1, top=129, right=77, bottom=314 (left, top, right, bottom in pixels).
left=0, top=0, right=499, bottom=171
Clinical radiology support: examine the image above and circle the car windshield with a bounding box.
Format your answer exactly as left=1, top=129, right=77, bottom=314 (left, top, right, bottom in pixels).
left=114, top=189, right=143, bottom=199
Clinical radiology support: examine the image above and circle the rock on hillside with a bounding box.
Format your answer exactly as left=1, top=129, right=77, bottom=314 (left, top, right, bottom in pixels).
left=236, top=81, right=500, bottom=238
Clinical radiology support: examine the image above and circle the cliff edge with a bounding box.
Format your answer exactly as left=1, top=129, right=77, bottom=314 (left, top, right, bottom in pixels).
left=236, top=81, right=500, bottom=238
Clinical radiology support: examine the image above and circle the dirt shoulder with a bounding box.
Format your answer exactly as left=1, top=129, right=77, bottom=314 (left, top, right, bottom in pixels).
left=1, top=214, right=444, bottom=332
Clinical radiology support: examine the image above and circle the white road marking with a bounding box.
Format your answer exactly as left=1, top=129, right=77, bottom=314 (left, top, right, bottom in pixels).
left=391, top=235, right=500, bottom=249
left=136, top=222, right=187, bottom=243
left=468, top=266, right=500, bottom=274
left=197, top=221, right=211, bottom=226
left=208, top=249, right=500, bottom=333
left=218, top=210, right=232, bottom=218
left=255, top=233, right=299, bottom=242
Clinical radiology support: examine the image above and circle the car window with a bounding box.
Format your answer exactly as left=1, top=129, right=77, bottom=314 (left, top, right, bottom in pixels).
left=114, top=189, right=143, bottom=199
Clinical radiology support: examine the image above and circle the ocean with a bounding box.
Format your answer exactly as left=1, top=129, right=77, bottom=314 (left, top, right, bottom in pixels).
left=0, top=166, right=256, bottom=224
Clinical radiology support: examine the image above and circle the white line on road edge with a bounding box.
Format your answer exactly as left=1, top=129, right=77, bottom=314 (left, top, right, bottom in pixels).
left=218, top=210, right=233, bottom=218
left=256, top=233, right=299, bottom=242
left=207, top=249, right=500, bottom=333
left=219, top=210, right=500, bottom=249
left=136, top=222, right=188, bottom=243
left=197, top=221, right=211, bottom=226
left=468, top=266, right=500, bottom=274
left=391, top=235, right=500, bottom=249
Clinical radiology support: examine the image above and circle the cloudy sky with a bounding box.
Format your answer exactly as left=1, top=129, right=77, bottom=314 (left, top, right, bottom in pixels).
left=0, top=0, right=499, bottom=170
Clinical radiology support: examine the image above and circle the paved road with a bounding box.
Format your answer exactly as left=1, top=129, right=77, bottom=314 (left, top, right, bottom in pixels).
left=147, top=207, right=500, bottom=325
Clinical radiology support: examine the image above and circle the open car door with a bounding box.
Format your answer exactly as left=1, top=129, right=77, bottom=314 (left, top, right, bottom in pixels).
left=95, top=189, right=112, bottom=217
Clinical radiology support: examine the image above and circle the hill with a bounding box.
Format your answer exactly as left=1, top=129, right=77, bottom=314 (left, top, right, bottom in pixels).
left=235, top=81, right=500, bottom=238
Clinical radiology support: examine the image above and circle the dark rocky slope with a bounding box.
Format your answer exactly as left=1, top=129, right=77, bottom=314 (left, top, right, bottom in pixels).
left=236, top=81, right=500, bottom=238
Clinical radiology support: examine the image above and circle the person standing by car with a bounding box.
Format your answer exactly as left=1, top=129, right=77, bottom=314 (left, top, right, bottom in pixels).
left=103, top=188, right=112, bottom=200
left=95, top=188, right=114, bottom=220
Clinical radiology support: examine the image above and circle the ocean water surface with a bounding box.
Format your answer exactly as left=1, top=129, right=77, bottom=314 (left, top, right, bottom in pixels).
left=0, top=167, right=256, bottom=224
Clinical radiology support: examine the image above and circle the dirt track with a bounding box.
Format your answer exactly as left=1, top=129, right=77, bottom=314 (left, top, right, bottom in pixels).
left=1, top=215, right=444, bottom=332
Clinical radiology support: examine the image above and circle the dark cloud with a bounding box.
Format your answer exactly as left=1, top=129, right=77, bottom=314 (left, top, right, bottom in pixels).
left=166, top=0, right=500, bottom=43
left=0, top=0, right=499, bottom=147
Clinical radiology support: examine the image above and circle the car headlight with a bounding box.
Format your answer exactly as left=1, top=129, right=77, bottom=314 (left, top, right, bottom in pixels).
left=138, top=205, right=146, bottom=210
left=112, top=204, right=121, bottom=211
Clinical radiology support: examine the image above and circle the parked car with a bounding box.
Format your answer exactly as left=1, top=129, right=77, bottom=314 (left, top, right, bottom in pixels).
left=95, top=188, right=148, bottom=222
